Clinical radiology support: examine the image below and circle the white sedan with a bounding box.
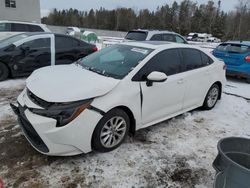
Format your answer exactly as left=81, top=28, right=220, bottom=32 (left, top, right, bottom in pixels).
left=11, top=41, right=226, bottom=156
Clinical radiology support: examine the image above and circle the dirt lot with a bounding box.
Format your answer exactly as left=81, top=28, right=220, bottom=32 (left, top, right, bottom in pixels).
left=0, top=78, right=250, bottom=188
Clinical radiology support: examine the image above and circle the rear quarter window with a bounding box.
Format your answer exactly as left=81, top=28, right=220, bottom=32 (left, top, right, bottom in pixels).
left=201, top=52, right=214, bottom=65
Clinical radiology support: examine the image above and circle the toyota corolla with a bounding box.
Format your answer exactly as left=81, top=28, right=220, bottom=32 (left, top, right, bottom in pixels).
left=11, top=41, right=226, bottom=156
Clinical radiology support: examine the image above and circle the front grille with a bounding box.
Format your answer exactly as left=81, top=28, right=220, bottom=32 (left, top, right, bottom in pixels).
left=17, top=105, right=49, bottom=153
left=27, top=89, right=53, bottom=108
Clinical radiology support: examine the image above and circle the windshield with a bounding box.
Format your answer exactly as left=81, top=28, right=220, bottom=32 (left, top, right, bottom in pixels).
left=125, top=31, right=147, bottom=41
left=0, top=34, right=28, bottom=48
left=79, top=44, right=153, bottom=79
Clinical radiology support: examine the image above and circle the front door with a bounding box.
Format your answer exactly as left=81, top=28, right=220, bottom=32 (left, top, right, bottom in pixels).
left=12, top=34, right=55, bottom=75
left=133, top=49, right=186, bottom=126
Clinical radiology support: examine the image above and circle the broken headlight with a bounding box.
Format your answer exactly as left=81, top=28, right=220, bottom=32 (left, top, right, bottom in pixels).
left=30, top=99, right=93, bottom=127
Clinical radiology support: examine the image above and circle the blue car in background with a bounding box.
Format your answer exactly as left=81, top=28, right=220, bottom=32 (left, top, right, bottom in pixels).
left=213, top=41, right=250, bottom=83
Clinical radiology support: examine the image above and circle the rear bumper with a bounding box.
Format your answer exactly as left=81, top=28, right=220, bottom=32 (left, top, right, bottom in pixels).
left=226, top=70, right=250, bottom=79
left=226, top=65, right=250, bottom=79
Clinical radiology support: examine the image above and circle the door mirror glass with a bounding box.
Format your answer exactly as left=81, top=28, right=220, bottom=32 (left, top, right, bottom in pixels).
left=146, top=71, right=168, bottom=86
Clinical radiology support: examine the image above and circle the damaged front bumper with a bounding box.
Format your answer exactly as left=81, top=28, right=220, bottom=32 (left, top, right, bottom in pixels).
left=10, top=89, right=103, bottom=156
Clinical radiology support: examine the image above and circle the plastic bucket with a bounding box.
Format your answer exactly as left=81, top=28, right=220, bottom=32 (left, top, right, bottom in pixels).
left=213, top=137, right=250, bottom=188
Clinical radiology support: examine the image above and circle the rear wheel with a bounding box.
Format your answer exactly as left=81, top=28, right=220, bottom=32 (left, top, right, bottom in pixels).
left=0, top=63, right=9, bottom=81
left=246, top=78, right=250, bottom=84
left=203, top=84, right=220, bottom=110
left=92, top=109, right=130, bottom=152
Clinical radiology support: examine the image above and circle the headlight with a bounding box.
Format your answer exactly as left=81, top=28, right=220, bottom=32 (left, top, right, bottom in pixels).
left=30, top=99, right=92, bottom=127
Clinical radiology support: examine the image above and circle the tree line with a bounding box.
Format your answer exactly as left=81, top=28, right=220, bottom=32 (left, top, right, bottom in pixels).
left=42, top=0, right=250, bottom=40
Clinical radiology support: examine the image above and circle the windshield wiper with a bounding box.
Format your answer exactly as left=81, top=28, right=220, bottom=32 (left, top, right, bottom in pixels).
left=88, top=67, right=111, bottom=77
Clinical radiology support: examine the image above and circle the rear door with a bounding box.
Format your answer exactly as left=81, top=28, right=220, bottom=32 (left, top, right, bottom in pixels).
left=55, top=35, right=83, bottom=64
left=180, top=48, right=213, bottom=109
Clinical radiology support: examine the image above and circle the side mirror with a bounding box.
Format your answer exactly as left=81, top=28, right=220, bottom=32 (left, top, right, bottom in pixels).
left=146, top=71, right=168, bottom=87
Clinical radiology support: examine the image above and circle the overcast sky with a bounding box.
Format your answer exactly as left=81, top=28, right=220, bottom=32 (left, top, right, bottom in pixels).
left=40, top=0, right=239, bottom=17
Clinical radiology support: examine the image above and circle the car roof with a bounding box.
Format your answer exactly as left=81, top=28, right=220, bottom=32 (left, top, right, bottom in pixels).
left=121, top=41, right=191, bottom=50
left=10, top=32, right=75, bottom=37
left=129, top=29, right=179, bottom=35
left=0, top=20, right=45, bottom=26
left=223, top=41, right=250, bottom=46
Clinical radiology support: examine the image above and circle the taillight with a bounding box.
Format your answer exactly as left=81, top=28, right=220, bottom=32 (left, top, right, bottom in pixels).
left=92, top=47, right=98, bottom=52
left=245, top=55, right=250, bottom=62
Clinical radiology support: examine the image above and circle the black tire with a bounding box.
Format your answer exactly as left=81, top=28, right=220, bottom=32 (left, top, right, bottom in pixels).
left=246, top=78, right=250, bottom=84
left=202, top=84, right=220, bottom=110
left=92, top=108, right=130, bottom=152
left=0, top=63, right=9, bottom=81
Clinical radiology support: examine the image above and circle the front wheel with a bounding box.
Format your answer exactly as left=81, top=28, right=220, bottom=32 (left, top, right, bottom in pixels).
left=92, top=109, right=130, bottom=152
left=202, top=84, right=220, bottom=110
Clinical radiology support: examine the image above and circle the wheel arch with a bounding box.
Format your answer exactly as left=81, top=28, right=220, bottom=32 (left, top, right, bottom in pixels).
left=213, top=81, right=222, bottom=100
left=100, top=105, right=136, bottom=136
left=0, top=61, right=11, bottom=78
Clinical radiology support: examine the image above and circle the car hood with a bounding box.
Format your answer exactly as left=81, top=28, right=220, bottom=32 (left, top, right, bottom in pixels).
left=26, top=64, right=120, bottom=103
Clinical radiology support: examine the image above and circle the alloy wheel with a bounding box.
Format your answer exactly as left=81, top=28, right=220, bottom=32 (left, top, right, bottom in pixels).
left=100, top=116, right=127, bottom=148
left=207, top=87, right=219, bottom=108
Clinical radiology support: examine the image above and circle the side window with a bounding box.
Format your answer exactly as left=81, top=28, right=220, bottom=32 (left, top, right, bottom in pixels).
left=22, top=38, right=50, bottom=49
left=162, top=34, right=176, bottom=42
left=176, top=36, right=186, bottom=44
left=0, top=23, right=11, bottom=31
left=181, top=49, right=204, bottom=71
left=28, top=25, right=44, bottom=32
left=55, top=36, right=79, bottom=49
left=150, top=34, right=162, bottom=41
left=11, top=23, right=29, bottom=32
left=133, top=49, right=182, bottom=81
left=201, top=52, right=213, bottom=65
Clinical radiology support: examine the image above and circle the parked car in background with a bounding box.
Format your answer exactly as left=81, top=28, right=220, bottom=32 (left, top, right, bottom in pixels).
left=11, top=41, right=225, bottom=156
left=124, top=30, right=188, bottom=44
left=197, top=33, right=212, bottom=42
left=213, top=41, right=250, bottom=83
left=0, top=32, right=97, bottom=81
left=0, top=20, right=50, bottom=40
left=208, top=37, right=221, bottom=43
left=66, top=27, right=81, bottom=37
left=187, top=33, right=199, bottom=41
